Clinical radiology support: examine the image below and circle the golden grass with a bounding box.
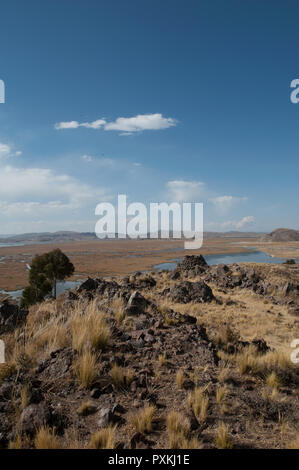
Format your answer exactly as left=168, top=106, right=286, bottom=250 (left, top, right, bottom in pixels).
left=158, top=352, right=166, bottom=367
left=88, top=426, right=116, bottom=449
left=216, top=386, right=227, bottom=404
left=187, top=387, right=209, bottom=422
left=216, top=422, right=233, bottom=449
left=215, top=325, right=240, bottom=349
left=166, top=411, right=190, bottom=438
left=77, top=401, right=97, bottom=416
left=221, top=345, right=294, bottom=383
left=131, top=404, right=156, bottom=433
left=266, top=371, right=281, bottom=390
left=34, top=426, right=60, bottom=449
left=176, top=369, right=184, bottom=389
left=218, top=364, right=231, bottom=383
left=73, top=350, right=99, bottom=388
left=8, top=435, right=22, bottom=449
left=20, top=384, right=30, bottom=410
left=286, top=434, right=299, bottom=449
left=71, top=302, right=110, bottom=352
left=109, top=364, right=133, bottom=389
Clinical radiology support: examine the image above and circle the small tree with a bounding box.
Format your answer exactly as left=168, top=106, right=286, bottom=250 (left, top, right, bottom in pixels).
left=21, top=248, right=74, bottom=307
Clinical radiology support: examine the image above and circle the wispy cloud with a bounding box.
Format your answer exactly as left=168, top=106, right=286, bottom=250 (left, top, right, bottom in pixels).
left=55, top=119, right=106, bottom=130
left=0, top=143, right=11, bottom=158
left=208, top=215, right=255, bottom=230
left=0, top=165, right=111, bottom=217
left=209, top=195, right=248, bottom=212
left=166, top=180, right=205, bottom=202
left=55, top=113, right=177, bottom=134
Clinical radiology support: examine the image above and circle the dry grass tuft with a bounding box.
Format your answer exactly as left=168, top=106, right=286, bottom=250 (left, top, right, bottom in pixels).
left=73, top=350, right=99, bottom=388
left=8, top=435, right=22, bottom=449
left=176, top=369, right=184, bottom=389
left=218, top=364, right=231, bottom=383
left=131, top=404, right=156, bottom=433
left=216, top=422, right=233, bottom=449
left=187, top=387, right=209, bottom=422
left=167, top=410, right=190, bottom=441
left=216, top=386, right=227, bottom=405
left=286, top=434, right=299, bottom=449
left=71, top=303, right=110, bottom=352
left=215, top=325, right=240, bottom=350
left=34, top=426, right=60, bottom=449
left=266, top=371, right=281, bottom=390
left=158, top=352, right=166, bottom=367
left=89, top=426, right=116, bottom=449
left=109, top=364, right=133, bottom=389
left=77, top=401, right=97, bottom=416
left=20, top=384, right=30, bottom=410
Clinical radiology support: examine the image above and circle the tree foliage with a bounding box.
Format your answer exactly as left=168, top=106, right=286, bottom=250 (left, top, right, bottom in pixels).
left=21, top=248, right=74, bottom=308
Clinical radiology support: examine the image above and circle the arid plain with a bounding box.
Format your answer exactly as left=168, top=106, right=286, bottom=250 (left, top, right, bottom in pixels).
left=1, top=237, right=299, bottom=294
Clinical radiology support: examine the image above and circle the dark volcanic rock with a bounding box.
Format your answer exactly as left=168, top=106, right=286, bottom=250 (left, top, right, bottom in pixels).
left=176, top=255, right=208, bottom=277
left=78, top=277, right=99, bottom=292
left=0, top=301, right=28, bottom=334
left=19, top=403, right=51, bottom=435
left=166, top=281, right=214, bottom=303
left=124, top=291, right=149, bottom=315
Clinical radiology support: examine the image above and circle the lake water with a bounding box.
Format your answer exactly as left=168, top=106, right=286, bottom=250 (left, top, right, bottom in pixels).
left=0, top=279, right=82, bottom=302
left=153, top=250, right=295, bottom=271
left=0, top=243, right=25, bottom=248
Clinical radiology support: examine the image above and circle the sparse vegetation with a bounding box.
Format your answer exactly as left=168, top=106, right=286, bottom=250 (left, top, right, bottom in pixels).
left=73, top=350, right=99, bottom=388
left=77, top=401, right=97, bottom=416
left=187, top=387, right=209, bottom=422
left=88, top=426, right=116, bottom=449
left=216, top=422, right=233, bottom=449
left=131, top=404, right=156, bottom=433
left=109, top=364, right=133, bottom=389
left=34, top=426, right=60, bottom=449
left=0, top=253, right=298, bottom=450
left=176, top=369, right=184, bottom=389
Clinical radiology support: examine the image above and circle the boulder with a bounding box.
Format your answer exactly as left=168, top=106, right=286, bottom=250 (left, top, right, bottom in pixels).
left=166, top=281, right=214, bottom=303
left=124, top=291, right=149, bottom=315
left=19, top=403, right=51, bottom=435
left=0, top=301, right=28, bottom=334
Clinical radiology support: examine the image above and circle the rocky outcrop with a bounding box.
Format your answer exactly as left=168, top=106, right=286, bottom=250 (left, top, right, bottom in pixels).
left=172, top=255, right=208, bottom=279
left=0, top=301, right=28, bottom=334
left=124, top=291, right=149, bottom=315
left=261, top=228, right=299, bottom=242
left=164, top=280, right=214, bottom=303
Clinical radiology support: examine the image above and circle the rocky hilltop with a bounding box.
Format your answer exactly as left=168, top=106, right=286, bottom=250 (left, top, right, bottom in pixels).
left=0, top=256, right=298, bottom=449
left=261, top=228, right=299, bottom=242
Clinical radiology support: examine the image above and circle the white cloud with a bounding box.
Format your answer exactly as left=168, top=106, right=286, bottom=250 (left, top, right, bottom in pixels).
left=166, top=180, right=205, bottom=202
left=0, top=165, right=111, bottom=218
left=213, top=215, right=255, bottom=230
left=0, top=143, right=11, bottom=158
left=55, top=113, right=177, bottom=134
left=81, top=154, right=93, bottom=162
left=0, top=143, right=22, bottom=159
left=234, top=215, right=255, bottom=228
left=104, top=114, right=177, bottom=133
left=209, top=195, right=248, bottom=212
left=55, top=120, right=106, bottom=130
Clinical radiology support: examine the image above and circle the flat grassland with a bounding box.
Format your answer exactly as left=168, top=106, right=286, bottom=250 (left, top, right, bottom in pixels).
left=0, top=237, right=298, bottom=293
left=0, top=237, right=252, bottom=292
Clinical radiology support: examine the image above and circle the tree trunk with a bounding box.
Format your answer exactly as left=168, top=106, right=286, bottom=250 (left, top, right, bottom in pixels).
left=52, top=279, right=57, bottom=299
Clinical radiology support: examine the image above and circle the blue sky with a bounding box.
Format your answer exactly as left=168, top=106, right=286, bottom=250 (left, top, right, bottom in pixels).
left=0, top=0, right=298, bottom=234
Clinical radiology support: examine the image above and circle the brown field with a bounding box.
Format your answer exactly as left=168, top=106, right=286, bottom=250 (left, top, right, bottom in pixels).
left=0, top=237, right=257, bottom=292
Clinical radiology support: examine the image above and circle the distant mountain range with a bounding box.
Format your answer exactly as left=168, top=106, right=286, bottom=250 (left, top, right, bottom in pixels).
left=0, top=230, right=264, bottom=244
